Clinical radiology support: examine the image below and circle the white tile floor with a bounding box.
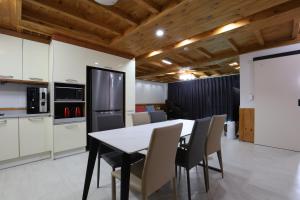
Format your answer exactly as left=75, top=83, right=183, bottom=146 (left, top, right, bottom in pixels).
left=1, top=138, right=300, bottom=200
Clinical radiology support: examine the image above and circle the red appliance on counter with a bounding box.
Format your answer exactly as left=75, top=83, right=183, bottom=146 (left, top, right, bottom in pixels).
left=64, top=107, right=70, bottom=118
left=75, top=106, right=82, bottom=117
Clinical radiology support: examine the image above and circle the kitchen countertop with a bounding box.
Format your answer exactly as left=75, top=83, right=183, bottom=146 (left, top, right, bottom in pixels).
left=0, top=110, right=51, bottom=119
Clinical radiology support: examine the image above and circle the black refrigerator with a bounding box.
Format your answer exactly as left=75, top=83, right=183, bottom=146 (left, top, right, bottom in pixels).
left=87, top=67, right=125, bottom=140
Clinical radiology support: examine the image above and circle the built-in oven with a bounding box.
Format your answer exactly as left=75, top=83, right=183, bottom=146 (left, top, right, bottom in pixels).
left=54, top=83, right=84, bottom=101
left=54, top=83, right=85, bottom=124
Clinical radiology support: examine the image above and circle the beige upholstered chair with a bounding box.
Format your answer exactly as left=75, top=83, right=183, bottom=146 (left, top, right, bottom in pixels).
left=204, top=114, right=226, bottom=190
left=132, top=112, right=151, bottom=126
left=111, top=123, right=183, bottom=200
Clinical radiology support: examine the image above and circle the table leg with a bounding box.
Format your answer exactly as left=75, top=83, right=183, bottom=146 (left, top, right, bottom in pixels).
left=82, top=137, right=99, bottom=200
left=120, top=153, right=131, bottom=200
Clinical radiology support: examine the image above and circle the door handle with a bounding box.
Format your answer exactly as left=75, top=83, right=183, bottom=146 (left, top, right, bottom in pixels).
left=0, top=119, right=7, bottom=124
left=0, top=75, right=14, bottom=79
left=28, top=117, right=44, bottom=122
left=65, top=124, right=78, bottom=129
left=29, top=77, right=43, bottom=81
left=65, top=79, right=78, bottom=83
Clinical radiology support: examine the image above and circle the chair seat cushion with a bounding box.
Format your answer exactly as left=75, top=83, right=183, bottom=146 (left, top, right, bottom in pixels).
left=175, top=147, right=188, bottom=167
left=102, top=151, right=123, bottom=168
left=102, top=151, right=145, bottom=169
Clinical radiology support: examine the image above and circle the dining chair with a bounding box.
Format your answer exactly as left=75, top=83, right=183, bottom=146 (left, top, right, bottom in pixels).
left=111, top=123, right=183, bottom=200
left=176, top=117, right=211, bottom=199
left=96, top=115, right=143, bottom=188
left=203, top=114, right=226, bottom=190
left=132, top=112, right=151, bottom=126
left=149, top=111, right=167, bottom=123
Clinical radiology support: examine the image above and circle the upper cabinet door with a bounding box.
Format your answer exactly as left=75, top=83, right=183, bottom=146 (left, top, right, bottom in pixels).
left=0, top=34, right=22, bottom=80
left=23, top=40, right=49, bottom=82
left=52, top=41, right=87, bottom=84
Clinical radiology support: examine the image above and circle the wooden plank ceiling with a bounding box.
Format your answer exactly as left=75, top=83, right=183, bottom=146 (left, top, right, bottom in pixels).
left=1, top=0, right=300, bottom=82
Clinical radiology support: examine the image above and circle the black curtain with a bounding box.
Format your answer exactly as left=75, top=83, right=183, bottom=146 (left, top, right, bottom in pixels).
left=168, top=75, right=240, bottom=121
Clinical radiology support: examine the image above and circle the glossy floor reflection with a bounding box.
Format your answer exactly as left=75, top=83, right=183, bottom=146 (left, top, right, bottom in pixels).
left=1, top=137, right=300, bottom=200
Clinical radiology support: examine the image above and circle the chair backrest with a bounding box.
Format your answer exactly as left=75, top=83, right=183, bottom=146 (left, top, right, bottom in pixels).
left=132, top=112, right=151, bottom=126
left=206, top=115, right=226, bottom=155
left=146, top=105, right=155, bottom=112
left=141, top=123, right=183, bottom=196
left=187, top=117, right=211, bottom=168
left=95, top=114, right=124, bottom=131
left=149, top=111, right=167, bottom=123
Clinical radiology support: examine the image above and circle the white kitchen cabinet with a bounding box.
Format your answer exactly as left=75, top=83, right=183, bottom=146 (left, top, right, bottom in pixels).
left=19, top=117, right=51, bottom=157
left=23, top=40, right=49, bottom=82
left=51, top=41, right=87, bottom=84
left=0, top=119, right=19, bottom=162
left=0, top=34, right=22, bottom=80
left=53, top=122, right=86, bottom=153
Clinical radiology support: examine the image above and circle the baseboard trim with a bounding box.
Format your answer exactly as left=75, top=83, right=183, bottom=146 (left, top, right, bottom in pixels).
left=0, top=152, right=51, bottom=170
left=53, top=147, right=86, bottom=160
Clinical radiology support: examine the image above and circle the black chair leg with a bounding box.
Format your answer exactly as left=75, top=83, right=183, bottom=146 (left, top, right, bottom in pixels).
left=186, top=168, right=191, bottom=200
left=97, top=153, right=101, bottom=188
left=217, top=150, right=224, bottom=178
left=202, top=159, right=208, bottom=192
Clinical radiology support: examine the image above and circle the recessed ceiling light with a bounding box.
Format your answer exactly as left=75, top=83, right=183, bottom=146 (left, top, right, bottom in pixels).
left=162, top=59, right=172, bottom=65
left=156, top=29, right=164, bottom=37
left=229, top=62, right=239, bottom=67
left=94, top=62, right=99, bottom=65
left=166, top=72, right=176, bottom=75
left=94, top=0, right=118, bottom=6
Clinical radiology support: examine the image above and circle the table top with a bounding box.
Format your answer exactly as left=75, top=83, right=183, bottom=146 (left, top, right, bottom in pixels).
left=89, top=119, right=194, bottom=154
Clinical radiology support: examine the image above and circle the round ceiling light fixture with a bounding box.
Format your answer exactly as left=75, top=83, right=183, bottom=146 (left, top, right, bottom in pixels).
left=94, top=0, right=118, bottom=6
left=155, top=29, right=164, bottom=37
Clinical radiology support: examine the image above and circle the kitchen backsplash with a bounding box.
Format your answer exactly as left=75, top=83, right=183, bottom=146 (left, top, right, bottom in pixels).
left=0, top=83, right=27, bottom=108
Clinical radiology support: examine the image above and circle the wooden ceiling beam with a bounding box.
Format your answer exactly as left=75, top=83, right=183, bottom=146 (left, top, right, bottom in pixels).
left=133, top=0, right=160, bottom=13
left=24, top=0, right=122, bottom=36
left=111, top=0, right=185, bottom=45
left=137, top=54, right=237, bottom=79
left=87, top=0, right=138, bottom=26
left=254, top=30, right=264, bottom=46
left=139, top=32, right=300, bottom=79
left=174, top=53, right=196, bottom=63
left=226, top=38, right=239, bottom=52
left=292, top=19, right=300, bottom=39
left=138, top=2, right=300, bottom=62
left=20, top=16, right=110, bottom=45
left=193, top=47, right=213, bottom=59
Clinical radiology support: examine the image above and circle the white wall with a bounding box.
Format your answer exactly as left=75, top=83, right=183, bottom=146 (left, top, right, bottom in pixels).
left=240, top=42, right=300, bottom=108
left=254, top=54, right=300, bottom=151
left=135, top=80, right=167, bottom=104
left=240, top=42, right=300, bottom=151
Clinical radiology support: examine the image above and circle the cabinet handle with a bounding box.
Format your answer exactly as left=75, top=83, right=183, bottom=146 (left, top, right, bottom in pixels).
left=28, top=117, right=44, bottom=121
left=66, top=79, right=78, bottom=83
left=65, top=124, right=78, bottom=129
left=29, top=77, right=43, bottom=81
left=0, top=75, right=14, bottom=79
left=0, top=119, right=7, bottom=124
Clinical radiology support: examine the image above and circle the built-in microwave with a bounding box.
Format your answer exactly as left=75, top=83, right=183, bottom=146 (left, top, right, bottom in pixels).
left=54, top=83, right=85, bottom=101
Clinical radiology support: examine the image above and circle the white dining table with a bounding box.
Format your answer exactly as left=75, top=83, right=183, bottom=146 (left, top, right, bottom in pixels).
left=82, top=119, right=195, bottom=200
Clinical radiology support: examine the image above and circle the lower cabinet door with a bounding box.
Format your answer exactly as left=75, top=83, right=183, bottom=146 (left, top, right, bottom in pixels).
left=19, top=117, right=51, bottom=157
left=0, top=119, right=19, bottom=161
left=54, top=122, right=86, bottom=153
